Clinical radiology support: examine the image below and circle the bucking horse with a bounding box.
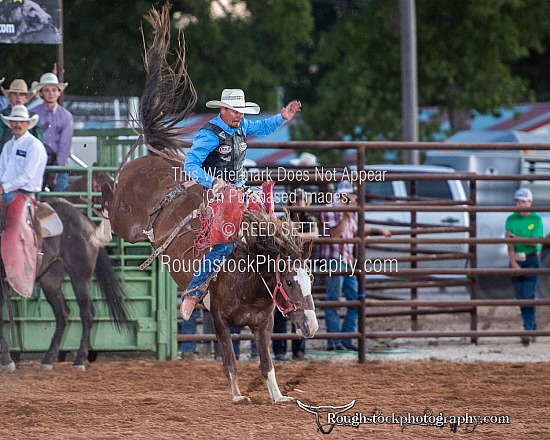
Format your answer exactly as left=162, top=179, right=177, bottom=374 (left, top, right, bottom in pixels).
left=101, top=4, right=318, bottom=403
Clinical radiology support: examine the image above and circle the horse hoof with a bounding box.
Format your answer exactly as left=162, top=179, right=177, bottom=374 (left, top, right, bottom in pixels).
left=232, top=395, right=251, bottom=404
left=274, top=396, right=294, bottom=404
left=40, top=363, right=54, bottom=371
left=72, top=364, right=86, bottom=372
left=1, top=362, right=16, bottom=373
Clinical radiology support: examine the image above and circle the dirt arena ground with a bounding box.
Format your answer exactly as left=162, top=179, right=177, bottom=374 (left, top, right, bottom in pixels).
left=1, top=296, right=548, bottom=439
left=0, top=358, right=548, bottom=439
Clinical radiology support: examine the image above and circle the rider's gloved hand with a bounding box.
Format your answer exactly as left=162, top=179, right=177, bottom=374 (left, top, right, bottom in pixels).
left=212, top=178, right=226, bottom=194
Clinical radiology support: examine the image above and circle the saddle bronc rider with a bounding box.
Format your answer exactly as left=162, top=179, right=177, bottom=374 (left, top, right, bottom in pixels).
left=180, top=88, right=302, bottom=320
left=0, top=105, right=48, bottom=297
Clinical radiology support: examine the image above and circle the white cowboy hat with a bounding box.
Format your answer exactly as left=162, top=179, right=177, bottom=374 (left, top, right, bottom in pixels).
left=1, top=79, right=36, bottom=99
left=335, top=180, right=354, bottom=194
left=31, top=72, right=68, bottom=92
left=206, top=88, right=260, bottom=114
left=1, top=105, right=39, bottom=129
left=290, top=152, right=320, bottom=166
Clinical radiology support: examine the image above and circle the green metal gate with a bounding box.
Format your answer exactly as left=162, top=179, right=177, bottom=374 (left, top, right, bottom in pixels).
left=2, top=129, right=179, bottom=360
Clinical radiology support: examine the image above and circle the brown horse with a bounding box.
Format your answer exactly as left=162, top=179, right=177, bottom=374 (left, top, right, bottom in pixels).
left=102, top=4, right=318, bottom=403
left=0, top=197, right=129, bottom=372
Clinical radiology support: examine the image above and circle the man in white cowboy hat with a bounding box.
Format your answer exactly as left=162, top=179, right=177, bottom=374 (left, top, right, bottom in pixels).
left=0, top=105, right=48, bottom=298
left=0, top=79, right=43, bottom=150
left=0, top=105, right=47, bottom=202
left=31, top=72, right=73, bottom=192
left=180, top=88, right=301, bottom=320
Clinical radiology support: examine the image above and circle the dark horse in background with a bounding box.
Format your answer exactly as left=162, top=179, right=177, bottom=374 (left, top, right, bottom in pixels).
left=101, top=4, right=318, bottom=403
left=0, top=197, right=129, bottom=372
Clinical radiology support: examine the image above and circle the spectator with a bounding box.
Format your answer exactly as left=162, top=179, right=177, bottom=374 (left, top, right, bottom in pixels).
left=0, top=105, right=48, bottom=281
left=505, top=188, right=543, bottom=346
left=321, top=181, right=391, bottom=351
left=0, top=79, right=43, bottom=151
left=0, top=105, right=47, bottom=202
left=273, top=188, right=318, bottom=361
left=289, top=152, right=319, bottom=167
left=31, top=72, right=73, bottom=191
left=0, top=78, right=8, bottom=111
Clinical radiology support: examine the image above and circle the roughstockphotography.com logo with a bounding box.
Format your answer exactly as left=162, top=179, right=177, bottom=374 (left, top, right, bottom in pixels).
left=296, top=400, right=511, bottom=435
left=297, top=400, right=357, bottom=434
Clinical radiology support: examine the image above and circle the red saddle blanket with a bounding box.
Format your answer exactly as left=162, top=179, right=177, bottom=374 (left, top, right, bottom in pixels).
left=197, top=182, right=275, bottom=249
left=209, top=186, right=247, bottom=246
left=1, top=193, right=39, bottom=298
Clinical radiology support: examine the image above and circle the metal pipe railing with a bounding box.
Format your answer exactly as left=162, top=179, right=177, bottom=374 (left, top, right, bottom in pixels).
left=76, top=133, right=550, bottom=361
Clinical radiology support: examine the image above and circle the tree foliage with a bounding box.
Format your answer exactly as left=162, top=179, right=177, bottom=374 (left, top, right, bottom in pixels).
left=183, top=0, right=313, bottom=112
left=0, top=0, right=312, bottom=106
left=0, top=0, right=160, bottom=95
left=1, top=0, right=550, bottom=151
left=293, top=0, right=550, bottom=143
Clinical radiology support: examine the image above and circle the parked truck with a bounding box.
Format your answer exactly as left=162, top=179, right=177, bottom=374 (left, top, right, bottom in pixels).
left=362, top=164, right=550, bottom=299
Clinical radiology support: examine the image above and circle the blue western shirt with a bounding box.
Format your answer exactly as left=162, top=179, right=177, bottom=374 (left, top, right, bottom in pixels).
left=184, top=113, right=285, bottom=188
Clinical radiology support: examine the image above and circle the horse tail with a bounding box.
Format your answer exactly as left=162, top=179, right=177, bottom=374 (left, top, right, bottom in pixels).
left=94, top=247, right=131, bottom=331
left=140, top=2, right=197, bottom=152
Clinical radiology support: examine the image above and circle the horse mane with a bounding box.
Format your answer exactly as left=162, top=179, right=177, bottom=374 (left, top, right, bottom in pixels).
left=233, top=210, right=306, bottom=275
left=140, top=2, right=197, bottom=153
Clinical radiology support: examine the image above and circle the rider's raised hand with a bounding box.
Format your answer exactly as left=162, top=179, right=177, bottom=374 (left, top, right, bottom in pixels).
left=281, top=100, right=302, bottom=121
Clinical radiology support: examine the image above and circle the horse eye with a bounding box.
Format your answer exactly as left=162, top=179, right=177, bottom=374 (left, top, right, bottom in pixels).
left=286, top=280, right=293, bottom=287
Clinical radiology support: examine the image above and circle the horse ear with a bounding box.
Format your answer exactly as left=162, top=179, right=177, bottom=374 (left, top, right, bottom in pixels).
left=302, top=239, right=313, bottom=259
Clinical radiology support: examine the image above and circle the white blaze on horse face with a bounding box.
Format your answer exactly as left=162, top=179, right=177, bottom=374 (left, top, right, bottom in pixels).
left=305, top=310, right=319, bottom=336
left=294, top=268, right=311, bottom=297
left=294, top=268, right=318, bottom=337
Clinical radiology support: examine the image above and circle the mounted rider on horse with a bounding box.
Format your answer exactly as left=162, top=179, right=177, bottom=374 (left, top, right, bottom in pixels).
left=179, top=88, right=302, bottom=320
left=0, top=105, right=60, bottom=298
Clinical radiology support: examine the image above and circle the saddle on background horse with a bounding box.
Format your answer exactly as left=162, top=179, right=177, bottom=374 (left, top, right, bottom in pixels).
left=0, top=194, right=63, bottom=298
left=36, top=201, right=63, bottom=238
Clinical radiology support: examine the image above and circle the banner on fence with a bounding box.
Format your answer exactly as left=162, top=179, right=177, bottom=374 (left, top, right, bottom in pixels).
left=0, top=0, right=62, bottom=44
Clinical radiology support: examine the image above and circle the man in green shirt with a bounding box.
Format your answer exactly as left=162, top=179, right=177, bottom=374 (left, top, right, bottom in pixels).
left=505, top=188, right=543, bottom=345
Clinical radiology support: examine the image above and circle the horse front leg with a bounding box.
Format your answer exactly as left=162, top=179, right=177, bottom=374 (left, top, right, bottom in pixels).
left=39, top=271, right=70, bottom=370
left=0, top=295, right=15, bottom=372
left=254, top=324, right=293, bottom=404
left=71, top=278, right=93, bottom=371
left=213, top=317, right=249, bottom=403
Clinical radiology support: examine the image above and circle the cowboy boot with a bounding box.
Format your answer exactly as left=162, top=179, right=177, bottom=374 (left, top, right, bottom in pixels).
left=180, top=294, right=200, bottom=321
left=180, top=280, right=212, bottom=320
